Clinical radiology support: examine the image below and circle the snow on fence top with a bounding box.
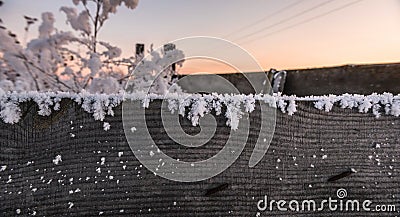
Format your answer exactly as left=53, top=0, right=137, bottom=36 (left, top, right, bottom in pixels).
left=1, top=91, right=400, bottom=129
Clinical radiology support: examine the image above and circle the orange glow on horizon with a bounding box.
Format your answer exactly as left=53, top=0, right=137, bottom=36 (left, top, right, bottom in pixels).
left=178, top=58, right=239, bottom=74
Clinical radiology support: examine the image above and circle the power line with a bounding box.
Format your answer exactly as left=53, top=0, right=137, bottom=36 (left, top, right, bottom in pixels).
left=222, top=0, right=305, bottom=39
left=232, top=0, right=335, bottom=42
left=239, top=0, right=363, bottom=45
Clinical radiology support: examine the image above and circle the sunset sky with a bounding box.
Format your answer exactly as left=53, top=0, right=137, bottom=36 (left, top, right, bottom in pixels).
left=1, top=0, right=400, bottom=74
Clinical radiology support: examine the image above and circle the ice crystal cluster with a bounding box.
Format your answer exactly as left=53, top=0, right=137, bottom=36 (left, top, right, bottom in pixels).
left=1, top=91, right=400, bottom=129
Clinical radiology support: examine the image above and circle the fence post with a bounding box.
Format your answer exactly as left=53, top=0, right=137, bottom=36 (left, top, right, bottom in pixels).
left=135, top=43, right=145, bottom=61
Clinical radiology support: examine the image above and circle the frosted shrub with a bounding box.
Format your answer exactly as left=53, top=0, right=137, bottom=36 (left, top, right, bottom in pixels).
left=0, top=0, right=183, bottom=94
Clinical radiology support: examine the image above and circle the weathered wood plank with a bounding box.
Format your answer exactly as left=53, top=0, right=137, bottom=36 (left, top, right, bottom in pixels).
left=284, top=63, right=400, bottom=96
left=179, top=63, right=400, bottom=96
left=0, top=100, right=399, bottom=216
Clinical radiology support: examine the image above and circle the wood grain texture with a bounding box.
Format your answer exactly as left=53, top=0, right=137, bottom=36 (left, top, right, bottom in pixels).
left=283, top=63, right=400, bottom=96
left=0, top=100, right=399, bottom=216
left=180, top=63, right=400, bottom=96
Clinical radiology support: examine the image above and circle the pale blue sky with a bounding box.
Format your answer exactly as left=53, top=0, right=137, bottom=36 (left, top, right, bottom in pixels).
left=1, top=0, right=400, bottom=73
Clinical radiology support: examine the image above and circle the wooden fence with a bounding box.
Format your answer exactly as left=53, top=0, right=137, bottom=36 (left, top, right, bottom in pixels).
left=0, top=98, right=399, bottom=216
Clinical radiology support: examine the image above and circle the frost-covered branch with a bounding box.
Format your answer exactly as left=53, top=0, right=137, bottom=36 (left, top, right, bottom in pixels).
left=70, top=0, right=139, bottom=53
left=1, top=0, right=184, bottom=94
